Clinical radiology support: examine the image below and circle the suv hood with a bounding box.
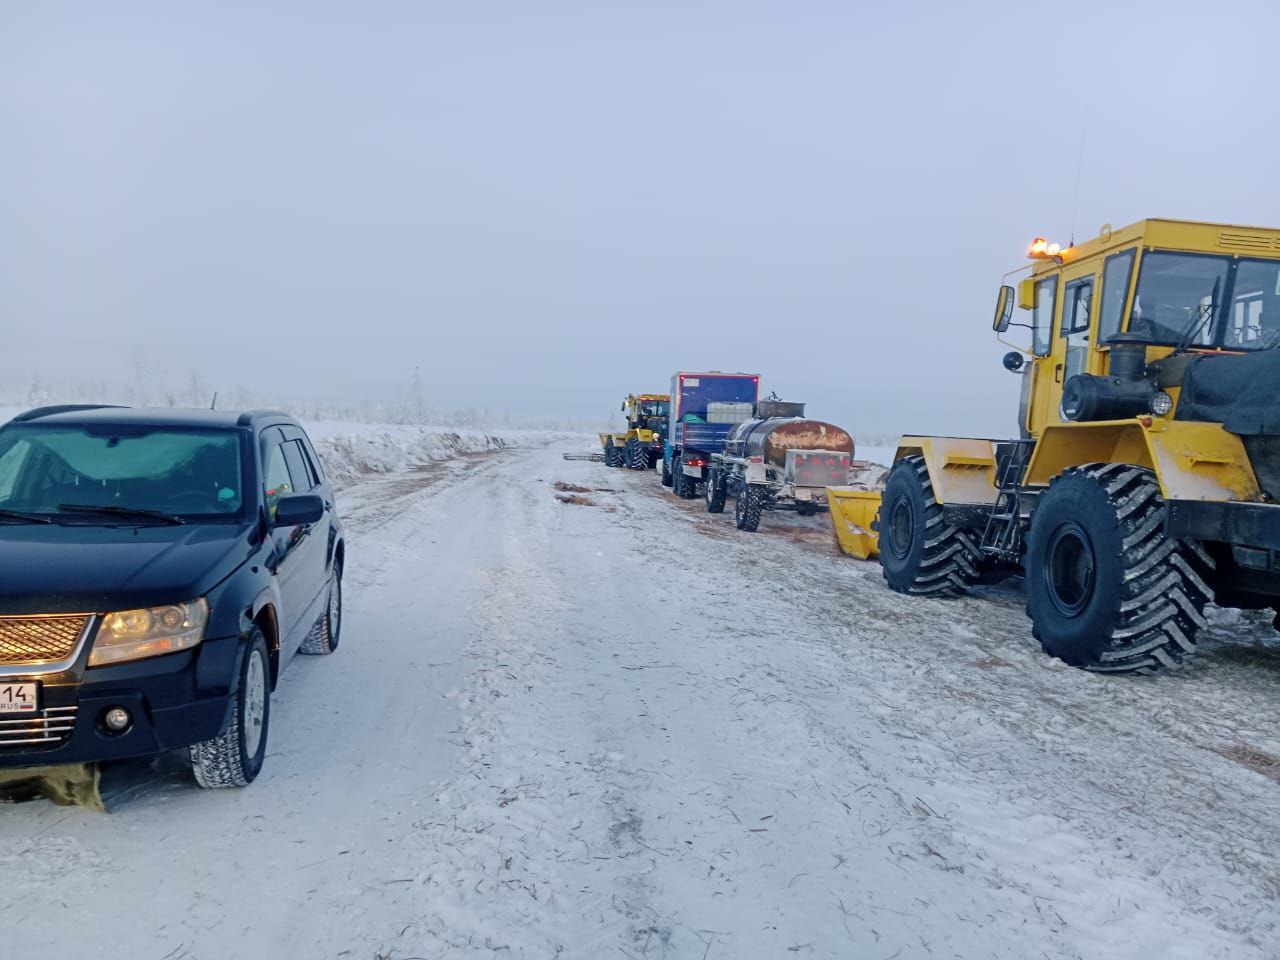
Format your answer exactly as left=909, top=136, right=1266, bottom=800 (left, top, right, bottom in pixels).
left=0, top=523, right=256, bottom=615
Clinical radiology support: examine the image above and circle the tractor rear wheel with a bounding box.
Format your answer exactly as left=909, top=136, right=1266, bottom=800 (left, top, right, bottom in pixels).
left=876, top=455, right=981, bottom=597
left=660, top=455, right=673, bottom=487
left=604, top=443, right=620, bottom=467
left=1025, top=463, right=1213, bottom=673
left=706, top=467, right=727, bottom=513
left=735, top=483, right=766, bottom=531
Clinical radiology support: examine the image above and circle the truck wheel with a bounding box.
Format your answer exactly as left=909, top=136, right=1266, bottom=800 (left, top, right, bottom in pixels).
left=706, top=467, right=727, bottom=513
left=191, top=628, right=271, bottom=788
left=625, top=437, right=646, bottom=470
left=1025, top=463, right=1213, bottom=673
left=876, top=455, right=981, bottom=597
left=735, top=483, right=766, bottom=531
left=661, top=454, right=674, bottom=487
left=673, top=455, right=696, bottom=499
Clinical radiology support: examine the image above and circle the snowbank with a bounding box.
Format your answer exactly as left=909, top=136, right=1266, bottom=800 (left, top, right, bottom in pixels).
left=303, top=421, right=561, bottom=491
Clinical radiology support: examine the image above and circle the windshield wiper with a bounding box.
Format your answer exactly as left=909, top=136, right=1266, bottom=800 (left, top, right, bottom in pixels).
left=58, top=503, right=185, bottom=525
left=0, top=508, right=54, bottom=524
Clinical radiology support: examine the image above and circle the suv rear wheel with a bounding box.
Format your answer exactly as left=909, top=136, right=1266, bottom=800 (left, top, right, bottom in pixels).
left=301, top=564, right=342, bottom=655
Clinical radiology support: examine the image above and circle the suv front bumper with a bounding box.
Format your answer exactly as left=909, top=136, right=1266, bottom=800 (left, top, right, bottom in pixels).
left=0, top=634, right=240, bottom=770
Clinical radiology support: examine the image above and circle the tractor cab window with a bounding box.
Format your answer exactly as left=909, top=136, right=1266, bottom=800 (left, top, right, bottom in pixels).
left=1098, top=249, right=1136, bottom=343
left=1130, top=252, right=1230, bottom=348
left=1032, top=276, right=1056, bottom=356
left=1061, top=276, right=1095, bottom=385
left=639, top=401, right=668, bottom=417
left=1225, top=259, right=1280, bottom=349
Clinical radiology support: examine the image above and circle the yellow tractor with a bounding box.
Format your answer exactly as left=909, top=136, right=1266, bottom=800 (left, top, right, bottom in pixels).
left=600, top=393, right=670, bottom=470
left=842, top=218, right=1280, bottom=673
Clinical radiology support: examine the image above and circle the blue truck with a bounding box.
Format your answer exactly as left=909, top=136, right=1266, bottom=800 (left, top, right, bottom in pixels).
left=663, top=371, right=761, bottom=498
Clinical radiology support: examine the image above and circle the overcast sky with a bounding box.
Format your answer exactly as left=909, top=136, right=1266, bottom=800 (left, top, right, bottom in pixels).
left=3, top=1, right=1278, bottom=436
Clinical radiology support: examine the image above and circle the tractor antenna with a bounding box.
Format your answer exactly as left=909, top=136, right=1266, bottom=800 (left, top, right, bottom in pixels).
left=209, top=392, right=218, bottom=410
left=1070, top=124, right=1086, bottom=247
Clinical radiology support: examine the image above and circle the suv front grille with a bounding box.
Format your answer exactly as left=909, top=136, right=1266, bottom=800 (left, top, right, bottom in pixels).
left=0, top=706, right=78, bottom=748
left=0, top=616, right=89, bottom=665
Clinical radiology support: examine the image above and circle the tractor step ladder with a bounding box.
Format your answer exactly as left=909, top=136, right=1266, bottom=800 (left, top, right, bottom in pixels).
left=979, top=439, right=1036, bottom=561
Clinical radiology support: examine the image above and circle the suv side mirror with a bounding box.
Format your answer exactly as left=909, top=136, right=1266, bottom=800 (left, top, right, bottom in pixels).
left=274, top=493, right=324, bottom=526
left=993, top=285, right=1015, bottom=333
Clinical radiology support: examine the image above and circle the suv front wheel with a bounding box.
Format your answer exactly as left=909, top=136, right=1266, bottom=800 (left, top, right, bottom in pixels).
left=191, top=628, right=271, bottom=788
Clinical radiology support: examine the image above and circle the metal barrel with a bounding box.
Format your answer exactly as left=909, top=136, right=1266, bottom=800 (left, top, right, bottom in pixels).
left=727, top=418, right=854, bottom=468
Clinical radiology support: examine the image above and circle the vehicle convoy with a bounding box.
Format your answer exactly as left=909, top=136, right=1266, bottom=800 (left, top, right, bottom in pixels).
left=0, top=405, right=345, bottom=787
left=600, top=393, right=669, bottom=469
left=705, top=399, right=854, bottom=531
left=664, top=371, right=761, bottom=498
left=834, top=218, right=1280, bottom=674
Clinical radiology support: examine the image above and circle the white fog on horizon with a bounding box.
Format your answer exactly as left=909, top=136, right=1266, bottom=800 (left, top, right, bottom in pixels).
left=3, top=1, right=1277, bottom=435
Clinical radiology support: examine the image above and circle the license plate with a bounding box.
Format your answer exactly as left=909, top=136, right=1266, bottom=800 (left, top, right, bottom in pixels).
left=0, top=682, right=39, bottom=713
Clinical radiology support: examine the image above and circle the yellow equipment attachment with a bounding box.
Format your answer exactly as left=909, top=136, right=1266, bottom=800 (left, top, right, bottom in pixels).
left=826, top=487, right=882, bottom=559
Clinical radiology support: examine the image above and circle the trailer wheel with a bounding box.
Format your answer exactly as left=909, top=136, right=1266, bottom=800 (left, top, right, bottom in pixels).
left=876, top=455, right=981, bottom=597
left=735, top=483, right=766, bottom=531
left=1025, top=463, right=1213, bottom=673
left=660, top=454, right=674, bottom=487
left=706, top=467, right=727, bottom=513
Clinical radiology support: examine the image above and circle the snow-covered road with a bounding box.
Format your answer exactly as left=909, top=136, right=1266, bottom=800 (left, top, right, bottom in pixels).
left=5, top=441, right=1280, bottom=959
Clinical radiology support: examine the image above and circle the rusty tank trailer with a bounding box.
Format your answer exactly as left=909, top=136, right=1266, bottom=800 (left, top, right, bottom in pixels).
left=726, top=417, right=855, bottom=469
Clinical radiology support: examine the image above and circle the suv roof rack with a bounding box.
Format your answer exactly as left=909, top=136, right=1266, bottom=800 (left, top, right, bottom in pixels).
left=10, top=403, right=129, bottom=423
left=235, top=409, right=292, bottom=427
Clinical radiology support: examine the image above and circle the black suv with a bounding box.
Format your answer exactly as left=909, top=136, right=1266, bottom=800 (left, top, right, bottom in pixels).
left=0, top=405, right=345, bottom=788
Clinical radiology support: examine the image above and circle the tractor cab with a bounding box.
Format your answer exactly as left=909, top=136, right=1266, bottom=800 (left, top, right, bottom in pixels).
left=994, top=219, right=1280, bottom=438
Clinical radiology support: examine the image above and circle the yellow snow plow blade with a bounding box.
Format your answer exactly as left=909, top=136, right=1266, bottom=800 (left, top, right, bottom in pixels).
left=826, top=487, right=882, bottom=559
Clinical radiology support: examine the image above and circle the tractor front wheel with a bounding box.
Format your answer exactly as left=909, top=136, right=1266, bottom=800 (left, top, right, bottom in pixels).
left=876, top=455, right=981, bottom=597
left=625, top=437, right=647, bottom=470
left=1025, top=464, right=1213, bottom=673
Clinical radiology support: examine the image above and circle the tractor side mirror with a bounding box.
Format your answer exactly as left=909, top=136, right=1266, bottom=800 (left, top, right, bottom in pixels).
left=993, top=285, right=1015, bottom=333
left=1002, top=351, right=1025, bottom=373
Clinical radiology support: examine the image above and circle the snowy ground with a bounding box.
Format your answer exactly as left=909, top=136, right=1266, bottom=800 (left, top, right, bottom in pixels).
left=4, top=435, right=1280, bottom=958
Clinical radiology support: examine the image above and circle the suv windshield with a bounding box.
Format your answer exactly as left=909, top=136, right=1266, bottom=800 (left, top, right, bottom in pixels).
left=0, top=424, right=245, bottom=520
left=1132, top=251, right=1280, bottom=350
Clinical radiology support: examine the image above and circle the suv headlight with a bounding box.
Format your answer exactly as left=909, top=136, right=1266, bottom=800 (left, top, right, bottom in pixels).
left=89, top=599, right=209, bottom=666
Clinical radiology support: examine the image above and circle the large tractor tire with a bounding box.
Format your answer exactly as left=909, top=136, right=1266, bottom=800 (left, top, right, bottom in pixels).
left=604, top=442, right=621, bottom=468
left=660, top=454, right=674, bottom=487
left=625, top=437, right=647, bottom=470
left=672, top=454, right=698, bottom=499
left=876, top=455, right=981, bottom=597
left=705, top=466, right=727, bottom=513
left=1025, top=463, right=1213, bottom=673
left=734, top=483, right=766, bottom=531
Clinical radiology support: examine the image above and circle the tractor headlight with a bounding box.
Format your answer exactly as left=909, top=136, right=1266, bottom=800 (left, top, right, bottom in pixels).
left=1150, top=391, right=1174, bottom=417
left=90, top=599, right=208, bottom=666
